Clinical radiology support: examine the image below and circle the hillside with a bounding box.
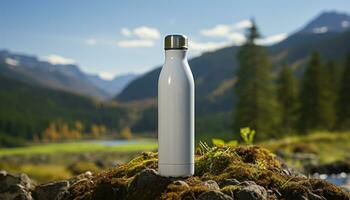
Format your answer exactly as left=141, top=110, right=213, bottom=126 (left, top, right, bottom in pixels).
left=87, top=73, right=138, bottom=96
left=116, top=12, right=350, bottom=116
left=0, top=63, right=129, bottom=143
left=0, top=50, right=109, bottom=99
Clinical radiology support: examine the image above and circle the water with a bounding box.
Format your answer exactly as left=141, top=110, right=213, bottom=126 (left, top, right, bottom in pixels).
left=315, top=173, right=350, bottom=186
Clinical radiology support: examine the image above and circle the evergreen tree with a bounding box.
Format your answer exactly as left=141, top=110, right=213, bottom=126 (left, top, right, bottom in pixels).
left=298, top=52, right=335, bottom=132
left=277, top=64, right=298, bottom=134
left=336, top=54, right=350, bottom=129
left=233, top=20, right=280, bottom=139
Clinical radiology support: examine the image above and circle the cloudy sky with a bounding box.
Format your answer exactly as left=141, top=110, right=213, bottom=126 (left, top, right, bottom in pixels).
left=0, top=0, right=349, bottom=79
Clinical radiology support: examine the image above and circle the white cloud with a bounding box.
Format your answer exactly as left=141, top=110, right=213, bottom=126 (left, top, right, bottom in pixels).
left=5, top=58, right=19, bottom=66
left=98, top=71, right=115, bottom=80
left=118, top=26, right=160, bottom=48
left=43, top=54, right=75, bottom=65
left=342, top=20, right=349, bottom=28
left=256, top=33, right=288, bottom=45
left=133, top=26, right=160, bottom=40
left=227, top=32, right=246, bottom=45
left=117, top=39, right=155, bottom=48
left=121, top=28, right=132, bottom=37
left=200, top=24, right=232, bottom=37
left=313, top=26, right=328, bottom=34
left=189, top=40, right=231, bottom=54
left=232, top=20, right=252, bottom=30
left=86, top=38, right=97, bottom=45
left=200, top=20, right=251, bottom=45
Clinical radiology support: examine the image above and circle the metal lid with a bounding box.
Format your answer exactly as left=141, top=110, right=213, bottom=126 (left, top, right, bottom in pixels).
left=164, top=34, right=188, bottom=50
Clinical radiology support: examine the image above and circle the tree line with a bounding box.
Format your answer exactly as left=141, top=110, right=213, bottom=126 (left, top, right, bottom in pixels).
left=234, top=21, right=350, bottom=140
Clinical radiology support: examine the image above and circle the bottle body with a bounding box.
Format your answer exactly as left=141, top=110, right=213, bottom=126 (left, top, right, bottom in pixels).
left=158, top=49, right=194, bottom=177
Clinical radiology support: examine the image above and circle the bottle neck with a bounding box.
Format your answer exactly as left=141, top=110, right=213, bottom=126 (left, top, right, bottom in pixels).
left=165, top=50, right=188, bottom=62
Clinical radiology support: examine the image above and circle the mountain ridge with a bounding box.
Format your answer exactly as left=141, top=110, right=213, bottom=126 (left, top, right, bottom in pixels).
left=116, top=11, right=350, bottom=116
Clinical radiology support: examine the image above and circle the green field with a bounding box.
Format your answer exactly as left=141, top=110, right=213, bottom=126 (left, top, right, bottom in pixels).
left=0, top=139, right=158, bottom=156
left=0, top=132, right=349, bottom=183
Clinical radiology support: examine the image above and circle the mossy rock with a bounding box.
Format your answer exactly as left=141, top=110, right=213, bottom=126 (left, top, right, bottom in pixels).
left=59, top=146, right=350, bottom=200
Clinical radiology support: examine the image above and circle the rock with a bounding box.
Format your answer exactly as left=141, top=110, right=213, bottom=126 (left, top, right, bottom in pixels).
left=127, top=168, right=172, bottom=200
left=91, top=180, right=127, bottom=200
left=201, top=180, right=220, bottom=191
left=236, top=184, right=267, bottom=200
left=172, top=180, right=190, bottom=188
left=198, top=191, right=233, bottom=200
left=0, top=171, right=34, bottom=200
left=68, top=171, right=93, bottom=185
left=219, top=178, right=240, bottom=187
left=33, top=180, right=69, bottom=200
left=239, top=180, right=257, bottom=186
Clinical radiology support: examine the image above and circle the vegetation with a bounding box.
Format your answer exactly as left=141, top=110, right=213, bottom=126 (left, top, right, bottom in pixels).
left=0, top=71, right=129, bottom=146
left=337, top=54, right=350, bottom=129
left=0, top=139, right=157, bottom=155
left=262, top=131, right=350, bottom=166
left=298, top=52, right=335, bottom=132
left=234, top=21, right=280, bottom=139
left=277, top=64, right=299, bottom=134
left=59, top=145, right=350, bottom=200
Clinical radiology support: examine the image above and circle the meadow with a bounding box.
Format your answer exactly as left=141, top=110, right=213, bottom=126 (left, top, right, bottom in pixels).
left=0, top=132, right=349, bottom=183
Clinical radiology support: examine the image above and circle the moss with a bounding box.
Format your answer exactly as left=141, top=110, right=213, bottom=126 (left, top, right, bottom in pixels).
left=234, top=146, right=281, bottom=170
left=60, top=145, right=350, bottom=200
left=220, top=185, right=242, bottom=197
left=67, top=161, right=99, bottom=175
left=308, top=179, right=350, bottom=200
left=125, top=158, right=157, bottom=177
left=280, top=181, right=310, bottom=200
left=179, top=185, right=210, bottom=199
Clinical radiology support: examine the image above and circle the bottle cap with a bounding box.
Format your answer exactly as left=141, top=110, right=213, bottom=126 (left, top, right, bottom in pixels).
left=164, top=35, right=188, bottom=50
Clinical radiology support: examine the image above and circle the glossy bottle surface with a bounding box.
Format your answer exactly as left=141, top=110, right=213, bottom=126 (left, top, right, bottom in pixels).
left=158, top=49, right=194, bottom=177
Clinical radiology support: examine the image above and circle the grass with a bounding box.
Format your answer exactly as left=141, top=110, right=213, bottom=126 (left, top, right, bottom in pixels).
left=0, top=139, right=158, bottom=156
left=260, top=131, right=350, bottom=164
left=0, top=162, right=73, bottom=183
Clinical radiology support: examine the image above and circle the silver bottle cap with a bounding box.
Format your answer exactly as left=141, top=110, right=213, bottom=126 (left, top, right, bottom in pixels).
left=164, top=35, right=188, bottom=50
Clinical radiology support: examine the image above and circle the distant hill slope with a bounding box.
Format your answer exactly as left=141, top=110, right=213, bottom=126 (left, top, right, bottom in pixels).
left=0, top=50, right=109, bottom=99
left=116, top=11, right=350, bottom=115
left=87, top=73, right=138, bottom=96
left=0, top=62, right=128, bottom=140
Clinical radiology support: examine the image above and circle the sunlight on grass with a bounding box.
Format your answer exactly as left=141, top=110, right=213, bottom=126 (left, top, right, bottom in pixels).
left=261, top=131, right=350, bottom=163
left=0, top=139, right=158, bottom=156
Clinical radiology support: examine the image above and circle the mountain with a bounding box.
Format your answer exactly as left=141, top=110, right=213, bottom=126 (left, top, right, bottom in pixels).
left=0, top=50, right=109, bottom=99
left=0, top=61, right=129, bottom=143
left=87, top=73, right=138, bottom=96
left=116, top=11, right=350, bottom=116
left=299, top=11, right=350, bottom=34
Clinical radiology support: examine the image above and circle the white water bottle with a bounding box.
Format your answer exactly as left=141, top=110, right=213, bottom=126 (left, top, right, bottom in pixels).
left=158, top=35, right=195, bottom=177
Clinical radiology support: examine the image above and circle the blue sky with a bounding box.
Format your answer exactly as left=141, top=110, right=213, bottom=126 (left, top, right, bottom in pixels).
left=1, top=0, right=349, bottom=79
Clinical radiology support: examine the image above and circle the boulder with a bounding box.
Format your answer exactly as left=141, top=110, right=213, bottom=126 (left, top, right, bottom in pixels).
left=201, top=180, right=220, bottom=191
left=33, top=180, right=69, bottom=200
left=219, top=178, right=240, bottom=187
left=0, top=170, right=34, bottom=200
left=199, top=190, right=233, bottom=200
left=127, top=168, right=172, bottom=200
left=235, top=184, right=267, bottom=200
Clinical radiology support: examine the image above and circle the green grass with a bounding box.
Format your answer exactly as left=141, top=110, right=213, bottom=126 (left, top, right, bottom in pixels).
left=0, top=139, right=158, bottom=156
left=260, top=131, right=350, bottom=164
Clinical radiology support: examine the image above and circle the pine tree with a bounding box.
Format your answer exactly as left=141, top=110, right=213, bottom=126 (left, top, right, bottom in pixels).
left=336, top=54, right=350, bottom=129
left=277, top=64, right=298, bottom=134
left=298, top=52, right=335, bottom=132
left=234, top=20, right=280, bottom=139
